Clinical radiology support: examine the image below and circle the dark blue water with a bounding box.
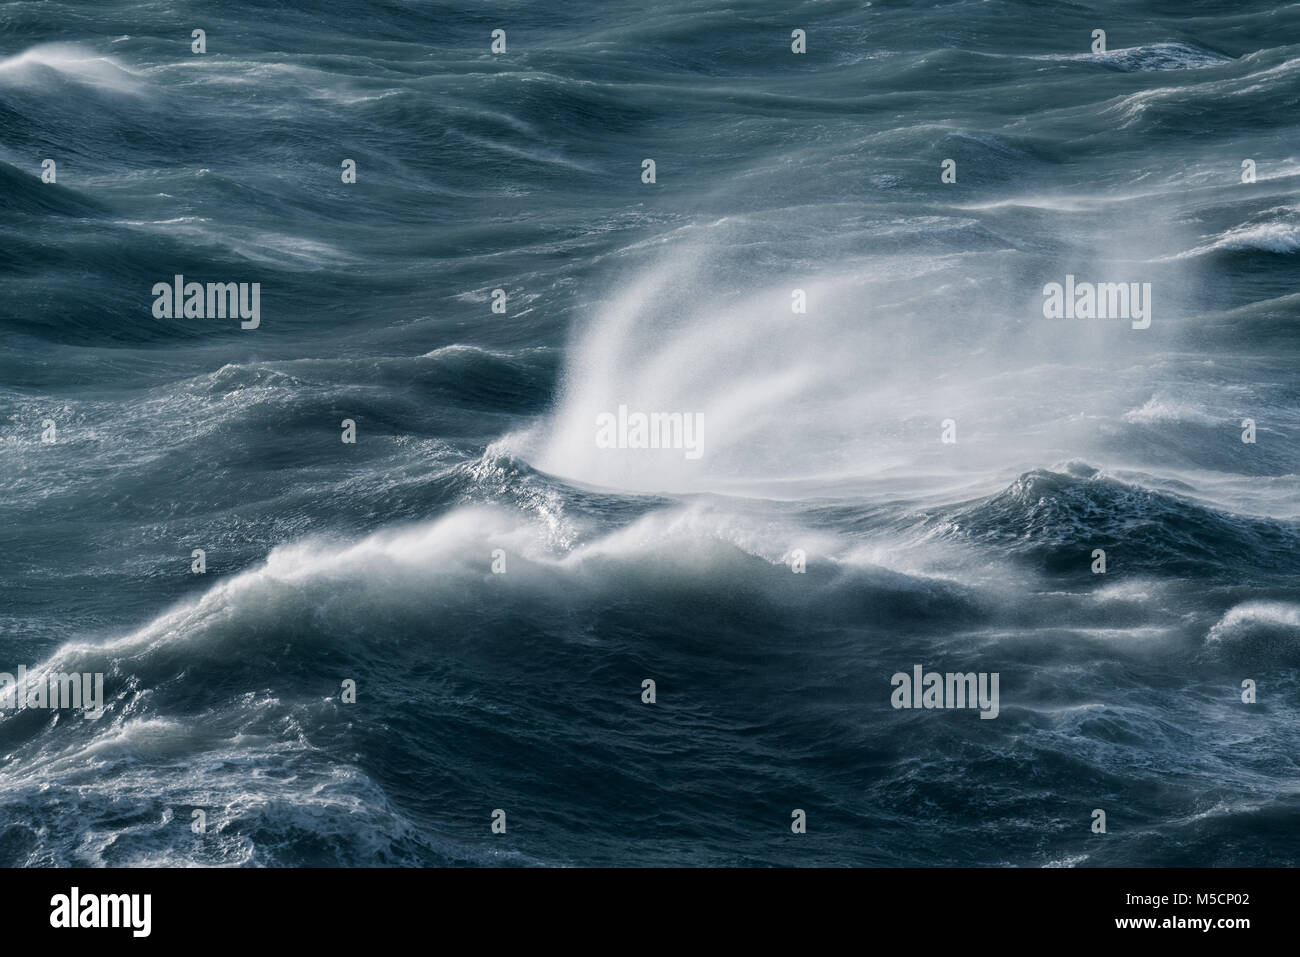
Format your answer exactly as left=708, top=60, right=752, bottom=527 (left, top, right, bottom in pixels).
left=1, top=0, right=1298, bottom=866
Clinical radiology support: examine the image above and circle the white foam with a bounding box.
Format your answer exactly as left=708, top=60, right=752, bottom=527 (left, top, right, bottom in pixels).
left=0, top=43, right=143, bottom=94
left=1122, top=393, right=1221, bottom=426
left=1207, top=601, right=1300, bottom=643
left=1170, top=220, right=1300, bottom=260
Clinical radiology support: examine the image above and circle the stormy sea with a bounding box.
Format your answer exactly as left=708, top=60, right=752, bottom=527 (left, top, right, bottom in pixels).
left=1, top=0, right=1298, bottom=867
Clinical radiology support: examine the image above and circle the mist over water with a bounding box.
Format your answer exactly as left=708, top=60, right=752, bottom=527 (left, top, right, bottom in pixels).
left=1, top=0, right=1298, bottom=866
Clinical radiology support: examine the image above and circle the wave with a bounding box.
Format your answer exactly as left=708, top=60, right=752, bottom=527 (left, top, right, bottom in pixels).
left=0, top=492, right=996, bottom=865
left=0, top=160, right=105, bottom=217
left=1171, top=218, right=1300, bottom=259
left=1033, top=42, right=1233, bottom=73
left=934, top=463, right=1300, bottom=578
left=0, top=43, right=143, bottom=94
left=1122, top=393, right=1223, bottom=426
left=1206, top=601, right=1300, bottom=663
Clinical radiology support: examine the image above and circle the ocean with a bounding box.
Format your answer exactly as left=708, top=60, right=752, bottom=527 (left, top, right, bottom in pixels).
left=1, top=0, right=1298, bottom=866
